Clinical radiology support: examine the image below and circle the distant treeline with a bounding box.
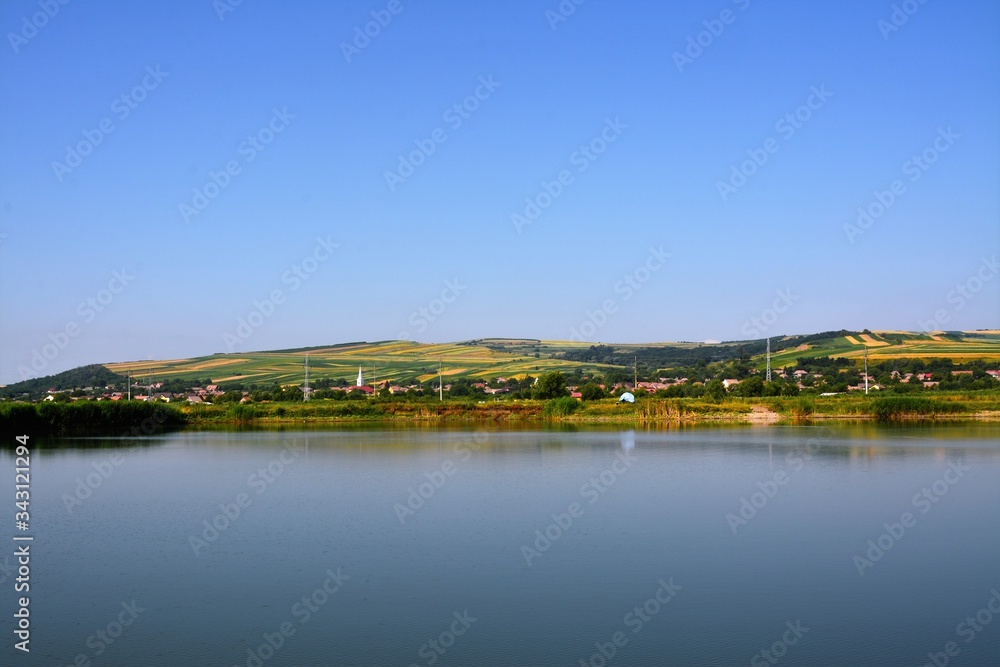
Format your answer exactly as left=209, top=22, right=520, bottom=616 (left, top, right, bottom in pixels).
left=0, top=401, right=186, bottom=436
left=0, top=364, right=126, bottom=401
left=560, top=341, right=771, bottom=369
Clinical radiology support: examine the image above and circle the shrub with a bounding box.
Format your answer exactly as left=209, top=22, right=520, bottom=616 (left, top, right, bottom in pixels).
left=871, top=396, right=965, bottom=421
left=543, top=396, right=580, bottom=417
left=227, top=403, right=260, bottom=422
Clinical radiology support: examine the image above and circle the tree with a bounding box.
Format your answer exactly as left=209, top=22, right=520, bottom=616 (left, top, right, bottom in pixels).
left=579, top=383, right=605, bottom=401
left=705, top=379, right=725, bottom=400
left=735, top=376, right=764, bottom=397
left=534, top=372, right=569, bottom=399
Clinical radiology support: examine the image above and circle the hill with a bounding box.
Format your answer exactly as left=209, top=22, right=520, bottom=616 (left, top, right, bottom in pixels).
left=99, top=330, right=999, bottom=389
left=0, top=364, right=126, bottom=400
left=3, top=330, right=997, bottom=397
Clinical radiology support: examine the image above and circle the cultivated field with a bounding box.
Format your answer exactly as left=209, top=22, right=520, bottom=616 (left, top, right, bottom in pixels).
left=763, top=330, right=1000, bottom=368
left=105, top=340, right=615, bottom=387
left=103, top=331, right=1000, bottom=388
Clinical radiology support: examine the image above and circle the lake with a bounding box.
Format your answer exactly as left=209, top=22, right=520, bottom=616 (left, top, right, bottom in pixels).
left=2, top=424, right=999, bottom=666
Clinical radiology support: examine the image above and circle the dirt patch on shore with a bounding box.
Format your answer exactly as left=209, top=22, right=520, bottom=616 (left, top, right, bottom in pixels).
left=747, top=405, right=781, bottom=423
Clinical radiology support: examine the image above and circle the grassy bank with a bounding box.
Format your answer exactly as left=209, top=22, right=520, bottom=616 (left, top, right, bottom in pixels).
left=1, top=391, right=996, bottom=437
left=179, top=390, right=1000, bottom=426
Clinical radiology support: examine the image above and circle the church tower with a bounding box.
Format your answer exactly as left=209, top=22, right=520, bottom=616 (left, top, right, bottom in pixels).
left=357, top=366, right=364, bottom=387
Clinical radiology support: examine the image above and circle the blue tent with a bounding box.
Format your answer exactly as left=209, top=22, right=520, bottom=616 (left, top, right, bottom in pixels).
left=618, top=392, right=635, bottom=403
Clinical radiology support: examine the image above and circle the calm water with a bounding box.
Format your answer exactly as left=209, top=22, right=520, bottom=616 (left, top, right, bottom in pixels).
left=2, top=424, right=999, bottom=666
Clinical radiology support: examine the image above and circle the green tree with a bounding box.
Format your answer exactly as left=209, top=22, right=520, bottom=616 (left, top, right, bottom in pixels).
left=735, top=376, right=764, bottom=397
left=705, top=379, right=725, bottom=400
left=534, top=372, right=569, bottom=399
left=579, top=383, right=605, bottom=401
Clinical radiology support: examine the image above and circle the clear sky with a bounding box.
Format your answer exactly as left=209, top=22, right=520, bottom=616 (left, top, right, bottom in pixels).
left=1, top=0, right=998, bottom=383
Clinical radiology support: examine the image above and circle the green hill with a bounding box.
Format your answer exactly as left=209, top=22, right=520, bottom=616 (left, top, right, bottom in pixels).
left=3, top=330, right=997, bottom=397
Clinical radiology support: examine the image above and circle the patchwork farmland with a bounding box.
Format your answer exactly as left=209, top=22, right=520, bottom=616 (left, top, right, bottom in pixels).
left=101, top=331, right=1000, bottom=388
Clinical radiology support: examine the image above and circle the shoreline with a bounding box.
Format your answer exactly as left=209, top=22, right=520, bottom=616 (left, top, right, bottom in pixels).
left=3, top=395, right=998, bottom=438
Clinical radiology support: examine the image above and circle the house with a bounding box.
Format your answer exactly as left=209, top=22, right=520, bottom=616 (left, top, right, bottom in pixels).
left=916, top=372, right=934, bottom=381
left=347, top=385, right=375, bottom=395
left=637, top=381, right=670, bottom=392
left=388, top=386, right=407, bottom=395
left=484, top=386, right=510, bottom=395
left=722, top=379, right=741, bottom=389
left=951, top=370, right=973, bottom=376
left=793, top=370, right=809, bottom=378
left=570, top=391, right=582, bottom=399
left=186, top=395, right=203, bottom=404
left=987, top=370, right=1000, bottom=379
left=922, top=381, right=940, bottom=388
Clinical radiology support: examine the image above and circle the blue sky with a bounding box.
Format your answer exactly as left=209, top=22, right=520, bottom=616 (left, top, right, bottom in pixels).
left=1, top=0, right=998, bottom=382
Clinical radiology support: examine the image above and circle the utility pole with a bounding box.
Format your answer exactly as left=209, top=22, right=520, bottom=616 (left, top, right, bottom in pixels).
left=438, top=359, right=443, bottom=402
left=127, top=367, right=131, bottom=400
left=303, top=354, right=310, bottom=402
left=864, top=345, right=869, bottom=395
left=634, top=356, right=638, bottom=390
left=766, top=338, right=772, bottom=383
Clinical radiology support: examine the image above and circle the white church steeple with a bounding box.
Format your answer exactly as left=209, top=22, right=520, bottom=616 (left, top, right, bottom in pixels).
left=357, top=366, right=364, bottom=387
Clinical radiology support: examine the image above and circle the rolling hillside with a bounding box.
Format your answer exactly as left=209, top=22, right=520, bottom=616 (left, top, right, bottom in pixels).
left=98, top=331, right=1000, bottom=388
